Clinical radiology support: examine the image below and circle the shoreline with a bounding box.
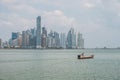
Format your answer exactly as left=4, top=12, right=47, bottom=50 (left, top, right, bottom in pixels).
left=0, top=48, right=120, bottom=50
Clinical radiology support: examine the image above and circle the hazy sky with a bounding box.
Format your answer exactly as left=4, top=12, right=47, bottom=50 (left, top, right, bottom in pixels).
left=0, top=0, right=120, bottom=48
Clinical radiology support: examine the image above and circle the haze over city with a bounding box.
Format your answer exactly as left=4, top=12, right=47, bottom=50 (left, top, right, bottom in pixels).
left=0, top=0, right=120, bottom=48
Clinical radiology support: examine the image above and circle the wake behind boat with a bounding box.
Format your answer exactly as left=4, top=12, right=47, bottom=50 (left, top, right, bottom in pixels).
left=77, top=53, right=94, bottom=59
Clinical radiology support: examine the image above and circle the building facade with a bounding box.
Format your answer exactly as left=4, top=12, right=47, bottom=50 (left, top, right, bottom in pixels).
left=36, top=16, right=41, bottom=48
left=60, top=33, right=66, bottom=48
left=67, top=28, right=76, bottom=49
left=67, top=29, right=72, bottom=48
left=29, top=28, right=36, bottom=48
left=77, top=32, right=84, bottom=49
left=9, top=32, right=22, bottom=48
left=41, top=27, right=47, bottom=48
left=0, top=38, right=2, bottom=48
left=12, top=32, right=18, bottom=40
left=47, top=31, right=54, bottom=48
left=22, top=31, right=28, bottom=48
left=54, top=32, right=60, bottom=48
left=47, top=31, right=60, bottom=48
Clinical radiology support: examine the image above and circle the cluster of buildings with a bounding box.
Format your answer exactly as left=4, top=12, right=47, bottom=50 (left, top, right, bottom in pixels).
left=0, top=16, right=84, bottom=49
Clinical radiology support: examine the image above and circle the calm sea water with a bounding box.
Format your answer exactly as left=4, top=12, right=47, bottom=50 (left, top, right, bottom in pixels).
left=0, top=49, right=120, bottom=80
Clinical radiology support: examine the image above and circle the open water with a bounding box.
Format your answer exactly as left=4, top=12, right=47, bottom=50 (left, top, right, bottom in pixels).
left=0, top=49, right=120, bottom=80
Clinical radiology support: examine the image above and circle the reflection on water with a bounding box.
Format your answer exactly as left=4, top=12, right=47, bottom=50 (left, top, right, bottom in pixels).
left=0, top=49, right=120, bottom=80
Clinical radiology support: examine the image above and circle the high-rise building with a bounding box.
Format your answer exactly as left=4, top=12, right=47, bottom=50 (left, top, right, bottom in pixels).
left=12, top=32, right=18, bottom=40
left=77, top=32, right=81, bottom=48
left=17, top=33, right=22, bottom=48
left=72, top=32, right=76, bottom=48
left=47, top=31, right=60, bottom=48
left=47, top=31, right=55, bottom=48
left=30, top=28, right=36, bottom=37
left=26, top=30, right=31, bottom=48
left=10, top=32, right=21, bottom=48
left=67, top=28, right=76, bottom=49
left=29, top=29, right=36, bottom=48
left=47, top=35, right=52, bottom=48
left=67, top=29, right=72, bottom=48
left=54, top=32, right=60, bottom=48
left=22, top=31, right=30, bottom=48
left=22, top=31, right=27, bottom=48
left=36, top=16, right=41, bottom=48
left=80, top=38, right=84, bottom=49
left=11, top=39, right=18, bottom=47
left=0, top=38, right=2, bottom=48
left=42, top=27, right=47, bottom=36
left=3, top=41, right=9, bottom=48
left=41, top=27, right=47, bottom=48
left=51, top=32, right=59, bottom=48
left=60, top=33, right=66, bottom=48
left=77, top=32, right=84, bottom=49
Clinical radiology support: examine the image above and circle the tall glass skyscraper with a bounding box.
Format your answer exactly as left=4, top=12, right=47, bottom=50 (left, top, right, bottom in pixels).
left=0, top=38, right=2, bottom=48
left=66, top=28, right=76, bottom=49
left=12, top=32, right=18, bottom=40
left=36, top=16, right=41, bottom=48
left=22, top=31, right=27, bottom=48
left=67, top=28, right=72, bottom=48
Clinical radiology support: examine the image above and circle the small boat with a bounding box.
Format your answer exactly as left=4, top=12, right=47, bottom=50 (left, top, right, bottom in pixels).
left=77, top=53, right=94, bottom=59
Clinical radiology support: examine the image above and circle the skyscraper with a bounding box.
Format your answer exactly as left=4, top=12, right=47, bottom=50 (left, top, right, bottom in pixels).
left=47, top=31, right=53, bottom=48
left=60, top=33, right=66, bottom=48
left=22, top=31, right=27, bottom=48
left=36, top=16, right=41, bottom=48
left=0, top=38, right=2, bottom=48
left=17, top=33, right=22, bottom=48
left=30, top=28, right=36, bottom=37
left=12, top=32, right=18, bottom=40
left=72, top=32, right=76, bottom=48
left=29, top=28, right=36, bottom=48
left=41, top=27, right=47, bottom=48
left=81, top=38, right=84, bottom=49
left=54, top=31, right=60, bottom=48
left=47, top=31, right=60, bottom=48
left=77, top=32, right=84, bottom=49
left=67, top=28, right=76, bottom=49
left=10, top=32, right=21, bottom=48
left=67, top=29, right=72, bottom=48
left=22, top=30, right=30, bottom=48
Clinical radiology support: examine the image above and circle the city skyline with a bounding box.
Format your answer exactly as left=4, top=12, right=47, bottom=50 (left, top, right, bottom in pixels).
left=0, top=16, right=84, bottom=49
left=0, top=0, right=120, bottom=48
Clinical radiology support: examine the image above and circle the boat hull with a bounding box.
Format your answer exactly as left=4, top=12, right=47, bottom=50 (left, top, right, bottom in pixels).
left=78, top=55, right=94, bottom=59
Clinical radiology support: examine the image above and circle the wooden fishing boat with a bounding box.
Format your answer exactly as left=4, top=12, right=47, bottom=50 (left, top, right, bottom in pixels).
left=77, top=54, right=94, bottom=59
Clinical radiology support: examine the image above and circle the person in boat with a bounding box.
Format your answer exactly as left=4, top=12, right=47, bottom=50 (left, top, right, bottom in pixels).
left=81, top=52, right=84, bottom=56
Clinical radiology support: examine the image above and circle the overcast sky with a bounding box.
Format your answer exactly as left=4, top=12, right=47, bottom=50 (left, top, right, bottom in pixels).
left=0, top=0, right=120, bottom=48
